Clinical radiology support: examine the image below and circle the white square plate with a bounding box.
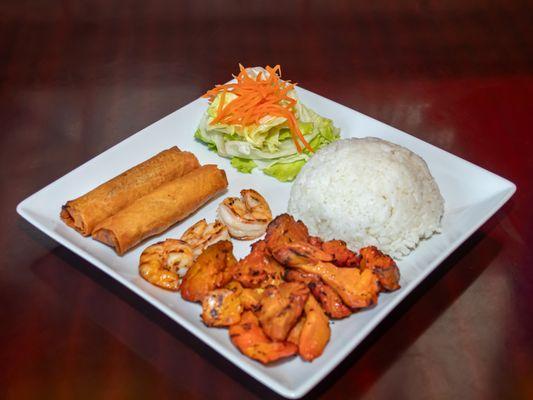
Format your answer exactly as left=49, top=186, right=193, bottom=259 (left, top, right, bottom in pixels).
left=17, top=87, right=515, bottom=398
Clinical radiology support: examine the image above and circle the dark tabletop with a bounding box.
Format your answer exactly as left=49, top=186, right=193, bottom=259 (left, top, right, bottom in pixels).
left=1, top=1, right=532, bottom=399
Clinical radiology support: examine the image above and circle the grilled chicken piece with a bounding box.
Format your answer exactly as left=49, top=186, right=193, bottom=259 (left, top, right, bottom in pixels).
left=200, top=279, right=269, bottom=326
left=180, top=241, right=237, bottom=302
left=360, top=246, right=400, bottom=291
left=272, top=242, right=379, bottom=309
left=285, top=270, right=351, bottom=319
left=201, top=288, right=243, bottom=327
left=265, top=214, right=316, bottom=249
left=272, top=240, right=332, bottom=266
left=287, top=317, right=305, bottom=346
left=225, top=280, right=265, bottom=311
left=308, top=280, right=352, bottom=319
left=285, top=296, right=331, bottom=360
left=320, top=239, right=361, bottom=268
left=299, top=295, right=330, bottom=361
left=240, top=287, right=265, bottom=310
left=233, top=240, right=284, bottom=288
left=284, top=269, right=321, bottom=285
left=257, top=282, right=309, bottom=341
left=265, top=215, right=360, bottom=268
left=229, top=311, right=298, bottom=364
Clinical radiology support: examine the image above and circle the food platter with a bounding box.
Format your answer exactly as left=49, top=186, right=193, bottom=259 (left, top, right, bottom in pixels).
left=16, top=85, right=515, bottom=398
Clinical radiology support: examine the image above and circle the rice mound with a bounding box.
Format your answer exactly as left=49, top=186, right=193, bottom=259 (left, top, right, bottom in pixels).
left=288, top=137, right=444, bottom=258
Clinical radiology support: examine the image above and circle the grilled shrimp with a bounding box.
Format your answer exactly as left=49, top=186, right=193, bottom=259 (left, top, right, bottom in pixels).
left=139, top=239, right=194, bottom=291
left=180, top=219, right=230, bottom=258
left=217, top=189, right=272, bottom=240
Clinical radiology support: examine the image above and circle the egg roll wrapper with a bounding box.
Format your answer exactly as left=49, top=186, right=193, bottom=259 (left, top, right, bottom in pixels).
left=61, top=147, right=199, bottom=235
left=92, top=165, right=228, bottom=255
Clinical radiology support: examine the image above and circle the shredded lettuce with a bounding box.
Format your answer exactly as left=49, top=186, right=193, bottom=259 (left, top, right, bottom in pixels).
left=194, top=128, right=217, bottom=151
left=263, top=159, right=307, bottom=182
left=231, top=157, right=257, bottom=173
left=278, top=128, right=292, bottom=141
left=195, top=91, right=340, bottom=181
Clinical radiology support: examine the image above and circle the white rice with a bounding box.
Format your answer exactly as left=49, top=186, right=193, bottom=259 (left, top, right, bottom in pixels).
left=288, top=137, right=444, bottom=258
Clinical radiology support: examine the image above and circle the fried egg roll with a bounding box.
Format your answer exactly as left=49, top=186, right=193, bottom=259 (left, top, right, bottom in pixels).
left=92, top=165, right=228, bottom=255
left=61, top=147, right=199, bottom=236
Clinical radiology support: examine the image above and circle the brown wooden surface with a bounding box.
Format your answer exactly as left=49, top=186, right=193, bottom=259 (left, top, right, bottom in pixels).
left=1, top=1, right=532, bottom=399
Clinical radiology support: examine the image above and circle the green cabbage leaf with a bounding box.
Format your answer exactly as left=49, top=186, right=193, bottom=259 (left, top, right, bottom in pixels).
left=194, top=91, right=340, bottom=181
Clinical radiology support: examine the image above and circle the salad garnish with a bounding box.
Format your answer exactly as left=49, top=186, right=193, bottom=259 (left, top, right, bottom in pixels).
left=203, top=65, right=313, bottom=153
left=195, top=65, right=340, bottom=181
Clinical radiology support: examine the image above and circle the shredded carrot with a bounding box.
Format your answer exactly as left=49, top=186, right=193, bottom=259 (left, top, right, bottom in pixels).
left=202, top=64, right=313, bottom=153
